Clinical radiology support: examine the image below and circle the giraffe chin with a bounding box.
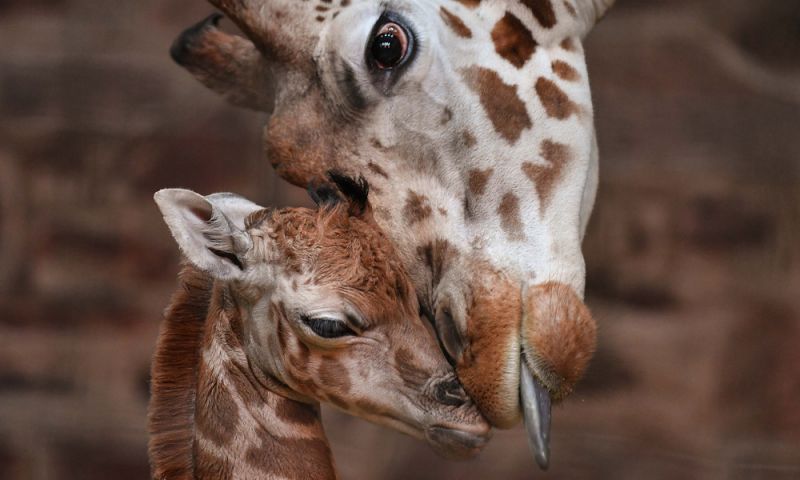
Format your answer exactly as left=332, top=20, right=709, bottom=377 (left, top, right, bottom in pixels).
left=425, top=426, right=491, bottom=460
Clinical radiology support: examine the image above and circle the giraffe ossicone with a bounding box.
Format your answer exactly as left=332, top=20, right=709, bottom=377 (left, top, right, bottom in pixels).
left=172, top=0, right=614, bottom=468
left=149, top=175, right=490, bottom=479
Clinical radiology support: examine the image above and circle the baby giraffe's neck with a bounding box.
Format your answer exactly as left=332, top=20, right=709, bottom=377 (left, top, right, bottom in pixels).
left=149, top=267, right=337, bottom=480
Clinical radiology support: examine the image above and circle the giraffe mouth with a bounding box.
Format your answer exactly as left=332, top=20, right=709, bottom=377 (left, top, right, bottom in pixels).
left=424, top=424, right=491, bottom=460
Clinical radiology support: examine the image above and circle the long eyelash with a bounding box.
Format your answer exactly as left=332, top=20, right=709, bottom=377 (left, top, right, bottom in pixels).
left=301, top=316, right=355, bottom=339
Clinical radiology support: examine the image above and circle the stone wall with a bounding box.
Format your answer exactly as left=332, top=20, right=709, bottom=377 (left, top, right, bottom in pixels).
left=1, top=1, right=798, bottom=478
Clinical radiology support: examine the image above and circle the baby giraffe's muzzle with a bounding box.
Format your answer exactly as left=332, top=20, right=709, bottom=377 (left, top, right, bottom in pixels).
left=422, top=374, right=492, bottom=459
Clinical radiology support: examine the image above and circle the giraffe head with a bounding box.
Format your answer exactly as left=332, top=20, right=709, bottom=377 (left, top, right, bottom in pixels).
left=154, top=174, right=490, bottom=459
left=172, top=0, right=613, bottom=466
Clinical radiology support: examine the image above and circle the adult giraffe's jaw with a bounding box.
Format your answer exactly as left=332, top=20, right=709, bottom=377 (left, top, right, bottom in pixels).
left=453, top=278, right=596, bottom=469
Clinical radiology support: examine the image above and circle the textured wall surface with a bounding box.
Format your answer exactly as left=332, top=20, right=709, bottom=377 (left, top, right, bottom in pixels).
left=1, top=1, right=798, bottom=479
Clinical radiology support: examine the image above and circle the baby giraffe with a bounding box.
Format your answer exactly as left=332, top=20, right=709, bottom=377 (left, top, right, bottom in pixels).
left=148, top=174, right=490, bottom=479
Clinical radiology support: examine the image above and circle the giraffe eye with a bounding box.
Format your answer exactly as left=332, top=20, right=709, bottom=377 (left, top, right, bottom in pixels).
left=302, top=315, right=356, bottom=339
left=368, top=19, right=412, bottom=70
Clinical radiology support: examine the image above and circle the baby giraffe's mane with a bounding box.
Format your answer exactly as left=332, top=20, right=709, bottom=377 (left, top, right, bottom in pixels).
left=148, top=265, right=213, bottom=479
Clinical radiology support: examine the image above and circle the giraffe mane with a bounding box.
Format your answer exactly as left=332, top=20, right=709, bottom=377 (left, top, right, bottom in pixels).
left=148, top=264, right=213, bottom=480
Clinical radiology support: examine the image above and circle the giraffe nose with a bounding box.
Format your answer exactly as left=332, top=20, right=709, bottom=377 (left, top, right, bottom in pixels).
left=432, top=376, right=469, bottom=407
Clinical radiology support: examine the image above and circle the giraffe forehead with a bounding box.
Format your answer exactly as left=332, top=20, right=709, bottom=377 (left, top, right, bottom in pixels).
left=259, top=210, right=418, bottom=321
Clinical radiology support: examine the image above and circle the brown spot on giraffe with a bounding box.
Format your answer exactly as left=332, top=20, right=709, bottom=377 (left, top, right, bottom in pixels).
left=195, top=364, right=239, bottom=447
left=463, top=66, right=532, bottom=143
left=370, top=138, right=386, bottom=150
left=521, top=139, right=571, bottom=212
left=440, top=7, right=473, bottom=38
left=564, top=1, right=577, bottom=17
left=195, top=447, right=234, bottom=480
left=535, top=77, right=578, bottom=120
left=521, top=0, right=557, bottom=28
left=491, top=12, right=537, bottom=68
left=438, top=207, right=448, bottom=217
left=367, top=161, right=389, bottom=179
left=395, top=347, right=430, bottom=390
left=225, top=359, right=263, bottom=406
left=441, top=106, right=454, bottom=124
left=288, top=334, right=311, bottom=370
left=552, top=60, right=580, bottom=82
left=224, top=313, right=244, bottom=351
left=246, top=432, right=335, bottom=479
left=456, top=0, right=481, bottom=8
left=462, top=130, right=477, bottom=148
left=498, top=192, right=525, bottom=241
left=560, top=37, right=576, bottom=52
left=318, top=356, right=352, bottom=393
left=468, top=168, right=493, bottom=197
left=326, top=392, right=351, bottom=412
left=275, top=397, right=319, bottom=426
left=541, top=138, right=571, bottom=166
left=274, top=305, right=289, bottom=352
left=403, top=190, right=433, bottom=225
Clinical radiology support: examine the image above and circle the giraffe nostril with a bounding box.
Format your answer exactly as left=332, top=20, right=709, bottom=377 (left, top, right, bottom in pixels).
left=435, top=301, right=465, bottom=365
left=433, top=376, right=469, bottom=407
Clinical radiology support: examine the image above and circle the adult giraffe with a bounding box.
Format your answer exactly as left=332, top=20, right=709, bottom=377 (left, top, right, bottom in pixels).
left=171, top=0, right=614, bottom=469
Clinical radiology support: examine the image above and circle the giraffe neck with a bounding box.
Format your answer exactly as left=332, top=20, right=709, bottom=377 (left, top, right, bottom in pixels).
left=148, top=266, right=337, bottom=480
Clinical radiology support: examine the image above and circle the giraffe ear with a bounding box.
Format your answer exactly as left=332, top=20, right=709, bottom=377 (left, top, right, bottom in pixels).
left=154, top=189, right=262, bottom=280
left=171, top=14, right=275, bottom=112
left=571, top=0, right=615, bottom=37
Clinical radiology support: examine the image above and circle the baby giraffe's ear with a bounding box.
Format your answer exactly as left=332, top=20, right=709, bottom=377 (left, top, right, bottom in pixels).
left=154, top=189, right=262, bottom=280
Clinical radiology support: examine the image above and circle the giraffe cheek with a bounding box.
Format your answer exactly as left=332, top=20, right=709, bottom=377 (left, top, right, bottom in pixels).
left=521, top=282, right=597, bottom=401
left=456, top=276, right=522, bottom=429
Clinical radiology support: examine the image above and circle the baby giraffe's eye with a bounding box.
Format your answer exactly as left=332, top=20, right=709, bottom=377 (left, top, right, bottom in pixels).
left=302, top=316, right=356, bottom=339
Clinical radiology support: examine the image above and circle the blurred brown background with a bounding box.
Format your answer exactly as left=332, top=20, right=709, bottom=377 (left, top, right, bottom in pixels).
left=1, top=0, right=798, bottom=478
